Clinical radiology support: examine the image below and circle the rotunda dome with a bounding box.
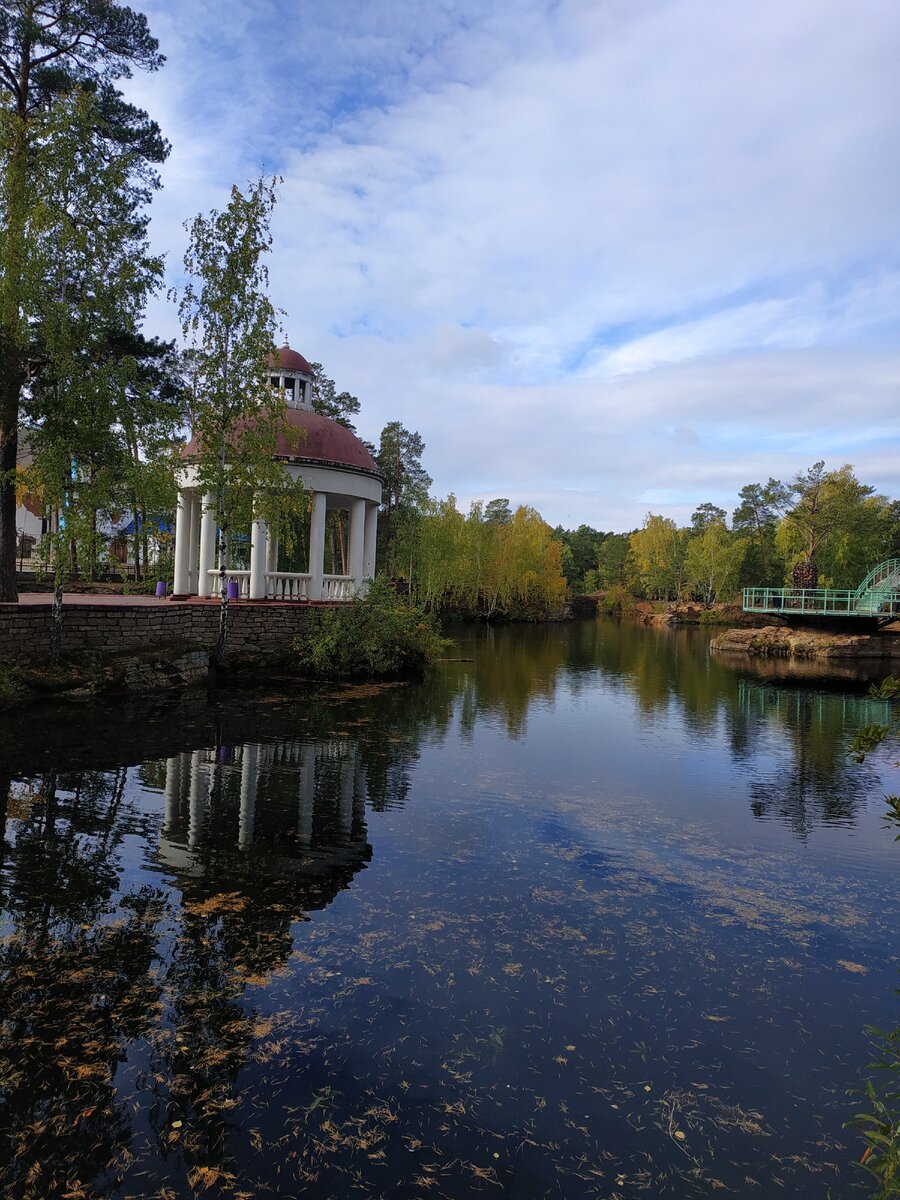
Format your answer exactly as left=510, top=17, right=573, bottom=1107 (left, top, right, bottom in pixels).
left=269, top=343, right=313, bottom=376
left=274, top=407, right=378, bottom=474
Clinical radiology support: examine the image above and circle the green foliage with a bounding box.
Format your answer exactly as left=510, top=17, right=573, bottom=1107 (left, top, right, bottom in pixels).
left=0, top=0, right=166, bottom=600
left=23, top=88, right=176, bottom=582
left=176, top=177, right=306, bottom=658
left=309, top=362, right=360, bottom=429
left=870, top=676, right=900, bottom=700
left=776, top=463, right=893, bottom=587
left=595, top=533, right=634, bottom=591
left=375, top=420, right=432, bottom=576
left=884, top=796, right=900, bottom=842
left=399, top=496, right=567, bottom=619
left=293, top=578, right=449, bottom=680
left=849, top=724, right=892, bottom=763
left=553, top=523, right=604, bottom=592
left=0, top=657, right=20, bottom=702
left=629, top=514, right=690, bottom=601
left=597, top=583, right=638, bottom=616
left=683, top=521, right=748, bottom=606
left=851, top=1025, right=900, bottom=1196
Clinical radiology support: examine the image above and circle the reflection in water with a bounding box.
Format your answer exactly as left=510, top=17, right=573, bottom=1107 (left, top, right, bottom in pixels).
left=0, top=620, right=897, bottom=1197
left=158, top=740, right=372, bottom=979
left=737, top=683, right=895, bottom=836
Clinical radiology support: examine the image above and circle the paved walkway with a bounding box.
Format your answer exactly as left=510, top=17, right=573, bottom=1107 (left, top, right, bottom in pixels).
left=4, top=592, right=321, bottom=607
left=6, top=591, right=169, bottom=607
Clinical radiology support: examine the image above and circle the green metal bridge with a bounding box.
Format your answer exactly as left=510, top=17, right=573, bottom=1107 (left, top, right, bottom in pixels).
left=743, top=558, right=900, bottom=626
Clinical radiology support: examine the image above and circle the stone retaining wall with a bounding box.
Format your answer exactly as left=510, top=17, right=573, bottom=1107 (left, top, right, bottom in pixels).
left=0, top=602, right=311, bottom=664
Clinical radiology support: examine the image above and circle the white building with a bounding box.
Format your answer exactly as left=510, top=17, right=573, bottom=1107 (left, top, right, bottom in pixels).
left=172, top=343, right=382, bottom=601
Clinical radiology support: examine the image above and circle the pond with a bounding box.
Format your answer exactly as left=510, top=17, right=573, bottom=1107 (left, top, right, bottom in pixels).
left=1, top=618, right=898, bottom=1198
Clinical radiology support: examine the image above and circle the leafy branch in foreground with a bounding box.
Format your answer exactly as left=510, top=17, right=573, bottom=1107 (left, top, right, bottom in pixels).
left=852, top=1025, right=900, bottom=1197
left=847, top=674, right=900, bottom=1195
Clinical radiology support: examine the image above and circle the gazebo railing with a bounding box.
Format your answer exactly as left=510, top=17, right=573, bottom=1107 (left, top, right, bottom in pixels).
left=206, top=568, right=250, bottom=598
left=205, top=568, right=356, bottom=601
left=266, top=572, right=312, bottom=601
left=322, top=575, right=354, bottom=601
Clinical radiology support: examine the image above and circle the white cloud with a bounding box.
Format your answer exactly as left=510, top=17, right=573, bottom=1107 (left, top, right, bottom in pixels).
left=129, top=0, right=900, bottom=530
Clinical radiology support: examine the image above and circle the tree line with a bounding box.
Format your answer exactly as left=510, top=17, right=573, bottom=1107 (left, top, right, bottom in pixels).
left=553, top=462, right=900, bottom=607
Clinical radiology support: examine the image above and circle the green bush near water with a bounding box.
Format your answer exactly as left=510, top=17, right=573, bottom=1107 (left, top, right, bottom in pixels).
left=0, top=659, right=19, bottom=702
left=292, top=578, right=449, bottom=680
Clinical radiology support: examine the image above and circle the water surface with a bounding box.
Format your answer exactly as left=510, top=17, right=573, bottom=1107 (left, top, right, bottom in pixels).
left=1, top=619, right=898, bottom=1197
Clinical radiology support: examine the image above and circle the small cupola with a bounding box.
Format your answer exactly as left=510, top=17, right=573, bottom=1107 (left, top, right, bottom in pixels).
left=268, top=339, right=314, bottom=411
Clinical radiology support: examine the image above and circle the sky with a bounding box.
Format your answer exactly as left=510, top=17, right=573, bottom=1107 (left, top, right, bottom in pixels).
left=128, top=0, right=900, bottom=532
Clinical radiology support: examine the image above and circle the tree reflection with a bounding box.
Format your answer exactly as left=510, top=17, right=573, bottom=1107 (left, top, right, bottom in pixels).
left=0, top=724, right=402, bottom=1196
left=737, top=683, right=890, bottom=837
left=0, top=767, right=166, bottom=1197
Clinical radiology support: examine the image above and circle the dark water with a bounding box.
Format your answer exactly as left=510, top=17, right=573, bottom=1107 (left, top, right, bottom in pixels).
left=1, top=619, right=898, bottom=1198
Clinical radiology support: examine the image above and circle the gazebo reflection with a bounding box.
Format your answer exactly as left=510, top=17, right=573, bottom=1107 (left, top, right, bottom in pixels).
left=159, top=738, right=372, bottom=926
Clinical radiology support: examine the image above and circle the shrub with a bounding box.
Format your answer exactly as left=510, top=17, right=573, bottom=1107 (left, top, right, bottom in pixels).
left=0, top=659, right=21, bottom=703
left=597, top=584, right=638, bottom=616
left=293, top=578, right=450, bottom=680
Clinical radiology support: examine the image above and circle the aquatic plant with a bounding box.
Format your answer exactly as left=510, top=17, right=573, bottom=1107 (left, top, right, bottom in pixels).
left=870, top=675, right=900, bottom=700
left=852, top=1023, right=900, bottom=1197
left=847, top=696, right=900, bottom=1195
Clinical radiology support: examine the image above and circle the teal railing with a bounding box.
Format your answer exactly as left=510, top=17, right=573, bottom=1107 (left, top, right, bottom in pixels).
left=743, top=559, right=900, bottom=620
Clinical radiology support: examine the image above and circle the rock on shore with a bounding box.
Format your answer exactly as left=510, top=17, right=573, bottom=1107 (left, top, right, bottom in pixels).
left=711, top=626, right=900, bottom=660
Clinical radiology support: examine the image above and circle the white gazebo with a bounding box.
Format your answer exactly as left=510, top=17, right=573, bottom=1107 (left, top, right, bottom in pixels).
left=172, top=343, right=382, bottom=602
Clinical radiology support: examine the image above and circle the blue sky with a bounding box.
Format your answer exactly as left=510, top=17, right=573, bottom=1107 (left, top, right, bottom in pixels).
left=130, top=0, right=900, bottom=531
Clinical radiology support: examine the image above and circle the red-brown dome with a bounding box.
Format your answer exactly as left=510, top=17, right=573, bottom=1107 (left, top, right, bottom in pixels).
left=183, top=407, right=378, bottom=474
left=273, top=408, right=377, bottom=471
left=267, top=345, right=313, bottom=375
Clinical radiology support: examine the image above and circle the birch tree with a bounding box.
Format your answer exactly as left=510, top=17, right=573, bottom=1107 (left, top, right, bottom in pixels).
left=176, top=177, right=305, bottom=663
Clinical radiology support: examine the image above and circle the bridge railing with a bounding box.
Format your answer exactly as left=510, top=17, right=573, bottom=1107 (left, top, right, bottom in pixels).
left=854, top=558, right=900, bottom=598
left=743, top=587, right=857, bottom=614
left=743, top=586, right=900, bottom=617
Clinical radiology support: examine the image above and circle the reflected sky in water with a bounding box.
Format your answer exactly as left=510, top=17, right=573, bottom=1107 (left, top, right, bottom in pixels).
left=0, top=618, right=898, bottom=1198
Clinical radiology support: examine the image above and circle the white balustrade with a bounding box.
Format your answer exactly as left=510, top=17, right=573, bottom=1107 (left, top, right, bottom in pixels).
left=266, top=572, right=312, bottom=601
left=206, top=568, right=250, bottom=598
left=204, top=568, right=355, bottom=601
left=322, top=575, right=354, bottom=601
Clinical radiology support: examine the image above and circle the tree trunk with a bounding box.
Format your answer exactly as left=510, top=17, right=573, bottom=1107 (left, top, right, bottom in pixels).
left=0, top=110, right=29, bottom=604
left=792, top=558, right=818, bottom=590
left=49, top=573, right=64, bottom=666
left=0, top=411, right=18, bottom=601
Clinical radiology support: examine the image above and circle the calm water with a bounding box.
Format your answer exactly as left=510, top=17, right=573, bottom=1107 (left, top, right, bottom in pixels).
left=1, top=619, right=898, bottom=1198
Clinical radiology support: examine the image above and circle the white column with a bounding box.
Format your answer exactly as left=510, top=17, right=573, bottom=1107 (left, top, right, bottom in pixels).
left=173, top=488, right=191, bottom=596
left=354, top=760, right=366, bottom=824
left=363, top=503, right=378, bottom=581
left=164, top=755, right=181, bottom=833
left=249, top=510, right=267, bottom=600
left=339, top=755, right=354, bottom=838
left=187, top=491, right=201, bottom=594
left=298, top=745, right=315, bottom=846
left=239, top=743, right=259, bottom=849
left=309, top=491, right=327, bottom=601
left=188, top=749, right=204, bottom=847
left=198, top=492, right=216, bottom=597
left=349, top=497, right=366, bottom=590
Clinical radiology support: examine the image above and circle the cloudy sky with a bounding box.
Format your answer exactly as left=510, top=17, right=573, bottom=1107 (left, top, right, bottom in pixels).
left=130, top=0, right=900, bottom=531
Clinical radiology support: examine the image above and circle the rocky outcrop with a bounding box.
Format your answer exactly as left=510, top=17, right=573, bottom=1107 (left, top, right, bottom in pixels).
left=711, top=625, right=900, bottom=660
left=641, top=603, right=771, bottom=628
